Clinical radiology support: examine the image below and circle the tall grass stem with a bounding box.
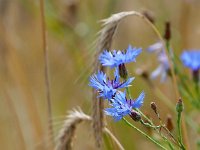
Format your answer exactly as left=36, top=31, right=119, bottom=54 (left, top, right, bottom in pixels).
left=177, top=112, right=186, bottom=150
left=39, top=0, right=54, bottom=146
left=123, top=118, right=168, bottom=150
left=103, top=128, right=125, bottom=150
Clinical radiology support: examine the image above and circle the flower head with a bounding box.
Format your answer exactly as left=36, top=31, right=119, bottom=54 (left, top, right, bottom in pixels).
left=151, top=52, right=169, bottom=81
left=180, top=50, right=200, bottom=71
left=147, top=42, right=169, bottom=81
left=99, top=45, right=142, bottom=68
left=104, top=91, right=145, bottom=121
left=89, top=70, right=134, bottom=99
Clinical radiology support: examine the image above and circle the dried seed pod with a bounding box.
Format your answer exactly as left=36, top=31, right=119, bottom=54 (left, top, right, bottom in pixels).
left=166, top=114, right=174, bottom=132
left=164, top=21, right=171, bottom=41
left=130, top=110, right=141, bottom=122
left=150, top=102, right=158, bottom=114
left=119, top=63, right=128, bottom=79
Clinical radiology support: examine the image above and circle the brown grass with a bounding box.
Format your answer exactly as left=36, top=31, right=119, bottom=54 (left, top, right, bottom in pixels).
left=55, top=108, right=91, bottom=150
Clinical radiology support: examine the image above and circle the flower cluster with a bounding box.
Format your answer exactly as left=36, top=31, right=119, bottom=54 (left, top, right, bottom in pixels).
left=89, top=45, right=145, bottom=121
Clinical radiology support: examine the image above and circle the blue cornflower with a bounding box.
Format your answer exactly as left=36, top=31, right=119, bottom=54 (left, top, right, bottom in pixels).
left=151, top=52, right=169, bottom=81
left=89, top=70, right=134, bottom=99
left=147, top=42, right=169, bottom=81
left=180, top=50, right=200, bottom=71
left=104, top=91, right=145, bottom=121
left=99, top=45, right=142, bottom=68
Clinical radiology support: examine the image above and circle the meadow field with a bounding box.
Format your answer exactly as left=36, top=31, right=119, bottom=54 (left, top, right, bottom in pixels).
left=0, top=0, right=200, bottom=150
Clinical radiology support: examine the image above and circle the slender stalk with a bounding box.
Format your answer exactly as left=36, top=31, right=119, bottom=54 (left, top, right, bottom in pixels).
left=194, top=82, right=200, bottom=106
left=126, top=85, right=180, bottom=148
left=141, top=116, right=178, bottom=149
left=165, top=41, right=179, bottom=99
left=177, top=112, right=186, bottom=150
left=39, top=0, right=54, bottom=145
left=165, top=41, right=190, bottom=150
left=104, top=128, right=125, bottom=150
left=3, top=90, right=26, bottom=150
left=123, top=118, right=168, bottom=150
left=140, top=119, right=161, bottom=129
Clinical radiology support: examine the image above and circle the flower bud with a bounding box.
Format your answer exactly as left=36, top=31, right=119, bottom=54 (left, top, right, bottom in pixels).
left=119, top=63, right=128, bottom=79
left=130, top=110, right=141, bottom=122
left=166, top=114, right=174, bottom=132
left=150, top=102, right=158, bottom=114
left=176, top=98, right=184, bottom=113
left=164, top=21, right=171, bottom=41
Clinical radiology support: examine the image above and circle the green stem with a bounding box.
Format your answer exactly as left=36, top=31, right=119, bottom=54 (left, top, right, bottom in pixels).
left=195, top=82, right=200, bottom=107
left=141, top=118, right=180, bottom=148
left=124, top=71, right=177, bottom=149
left=104, top=128, right=125, bottom=150
left=140, top=119, right=161, bottom=129
left=126, top=87, right=178, bottom=148
left=177, top=112, right=186, bottom=150
left=125, top=87, right=131, bottom=99
left=123, top=118, right=168, bottom=150
left=137, top=109, right=153, bottom=124
left=39, top=0, right=54, bottom=145
left=195, top=82, right=200, bottom=96
left=168, top=142, right=175, bottom=150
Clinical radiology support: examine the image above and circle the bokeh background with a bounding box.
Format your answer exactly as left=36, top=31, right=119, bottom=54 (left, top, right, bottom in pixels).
left=0, top=0, right=200, bottom=149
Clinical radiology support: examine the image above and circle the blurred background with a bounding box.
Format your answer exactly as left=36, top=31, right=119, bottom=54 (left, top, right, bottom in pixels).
left=0, top=0, right=200, bottom=149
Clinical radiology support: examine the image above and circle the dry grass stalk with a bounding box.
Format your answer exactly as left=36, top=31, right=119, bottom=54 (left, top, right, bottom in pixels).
left=39, top=0, right=54, bottom=146
left=55, top=108, right=91, bottom=150
left=3, top=89, right=26, bottom=150
left=103, top=128, right=125, bottom=150
left=92, top=11, right=141, bottom=148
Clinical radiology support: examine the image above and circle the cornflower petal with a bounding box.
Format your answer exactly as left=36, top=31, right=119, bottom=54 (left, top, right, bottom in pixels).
left=180, top=50, right=200, bottom=71
left=125, top=45, right=142, bottom=63
left=147, top=41, right=163, bottom=53
left=117, top=77, right=135, bottom=88
left=99, top=50, right=117, bottom=67
left=89, top=75, right=104, bottom=91
left=147, top=42, right=169, bottom=81
left=99, top=45, right=142, bottom=68
left=114, top=68, right=120, bottom=83
left=99, top=86, right=116, bottom=99
left=150, top=65, right=163, bottom=79
left=131, top=92, right=145, bottom=108
left=104, top=108, right=123, bottom=121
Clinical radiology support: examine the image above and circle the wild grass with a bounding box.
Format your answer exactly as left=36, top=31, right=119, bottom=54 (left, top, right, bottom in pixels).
left=55, top=108, right=91, bottom=150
